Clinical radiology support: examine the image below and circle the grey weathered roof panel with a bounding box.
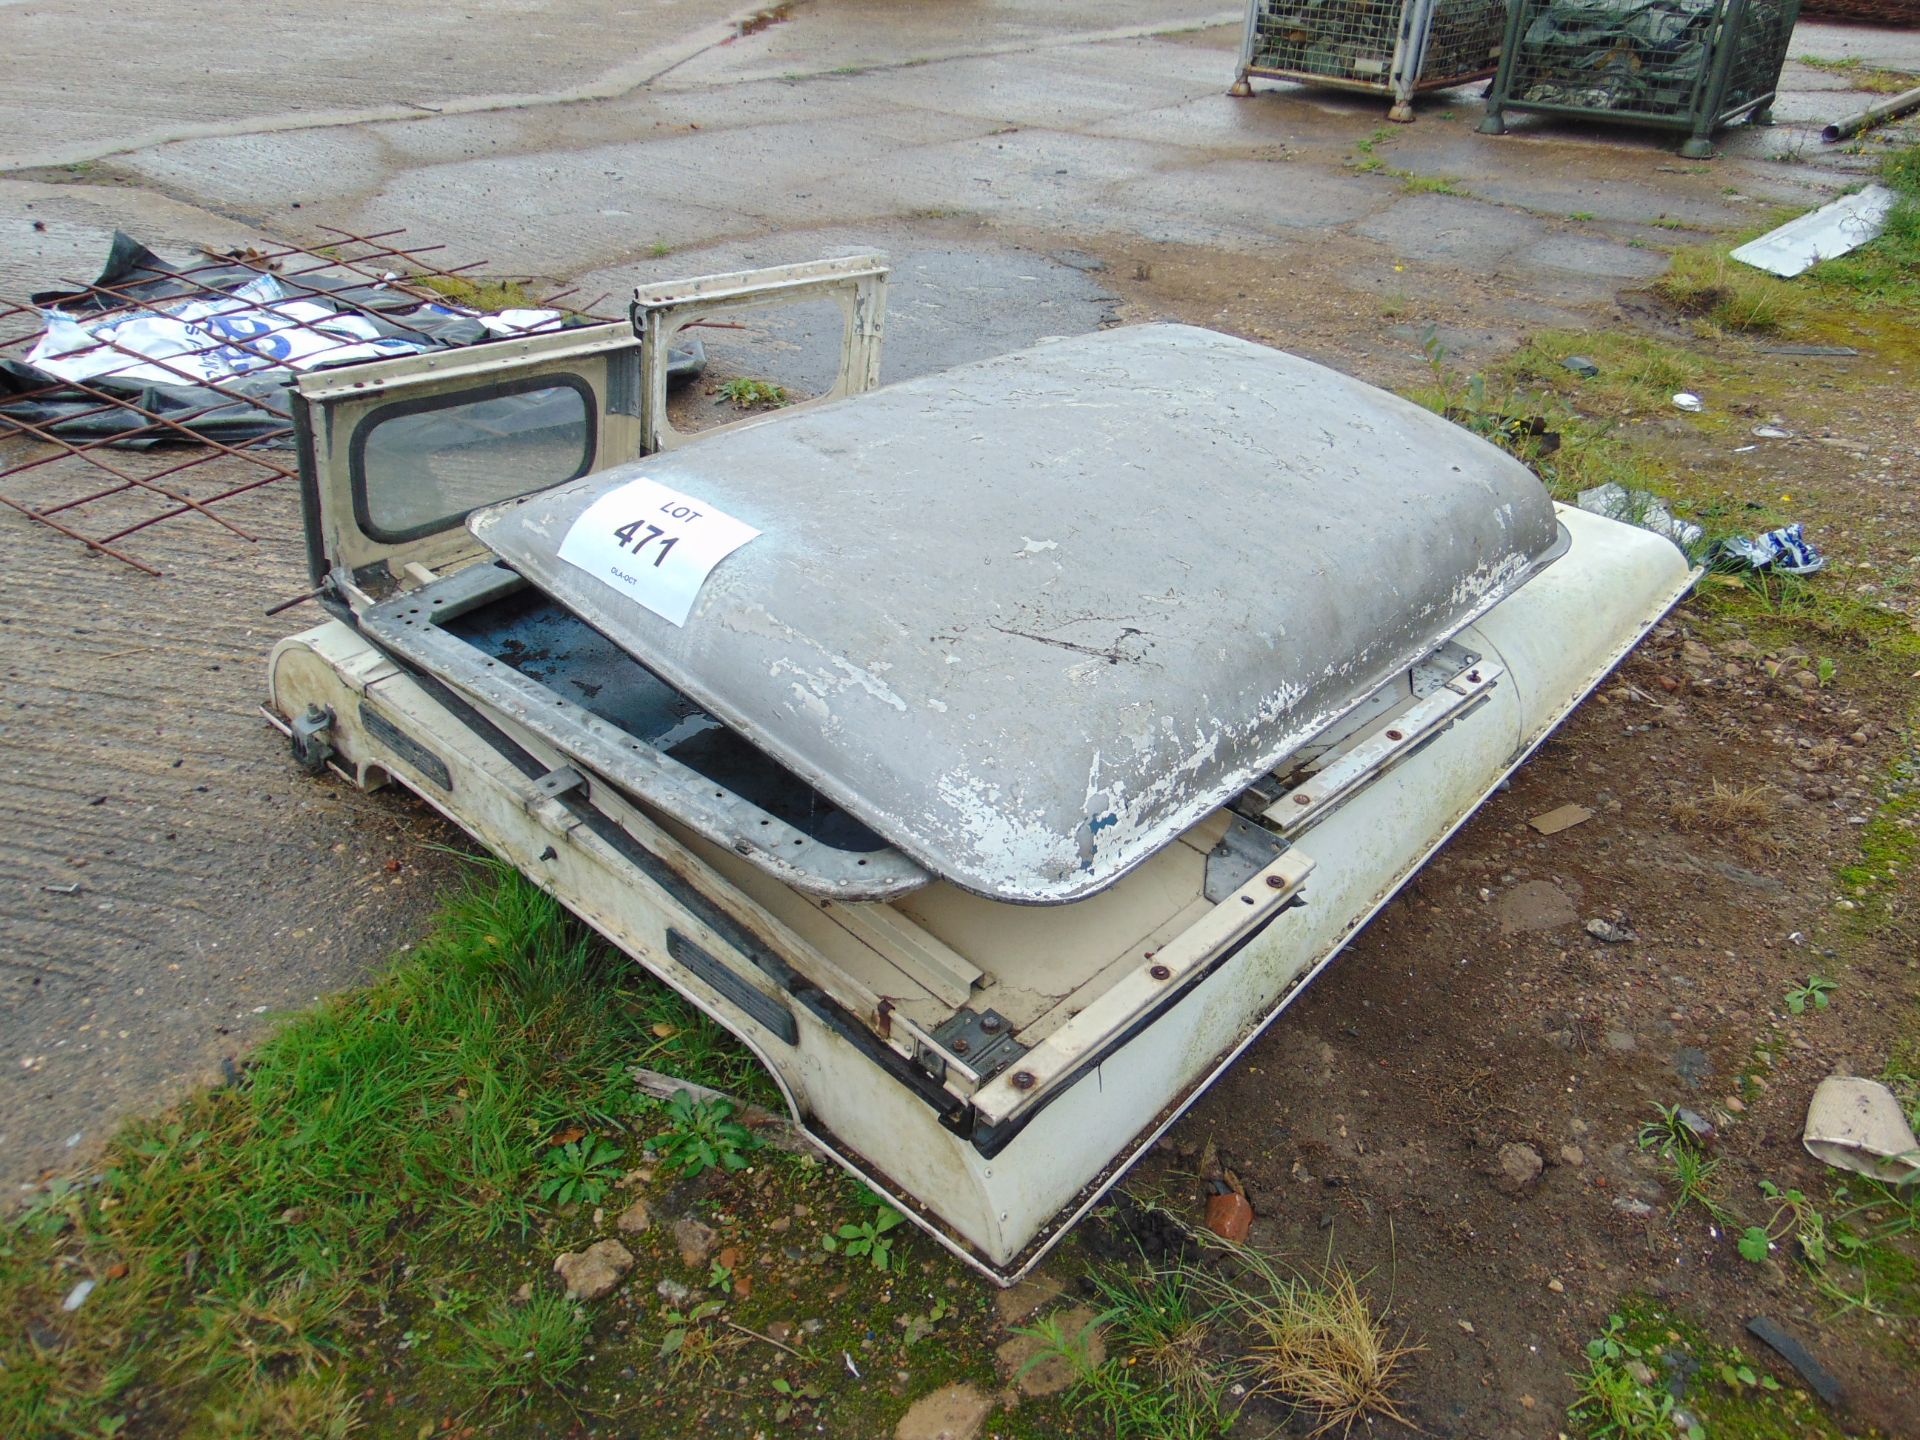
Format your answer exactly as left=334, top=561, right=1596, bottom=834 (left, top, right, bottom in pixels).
left=470, top=325, right=1558, bottom=902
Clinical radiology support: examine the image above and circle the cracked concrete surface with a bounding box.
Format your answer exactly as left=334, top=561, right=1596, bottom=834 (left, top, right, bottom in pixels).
left=2, top=0, right=1916, bottom=1191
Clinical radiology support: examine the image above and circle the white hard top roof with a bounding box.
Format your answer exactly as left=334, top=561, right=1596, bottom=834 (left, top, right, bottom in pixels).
left=471, top=325, right=1559, bottom=903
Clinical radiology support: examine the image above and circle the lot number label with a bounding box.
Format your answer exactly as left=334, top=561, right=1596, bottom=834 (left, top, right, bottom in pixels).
left=557, top=477, right=760, bottom=626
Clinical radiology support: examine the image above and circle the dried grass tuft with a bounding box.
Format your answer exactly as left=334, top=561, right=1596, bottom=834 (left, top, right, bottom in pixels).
left=1188, top=1233, right=1421, bottom=1438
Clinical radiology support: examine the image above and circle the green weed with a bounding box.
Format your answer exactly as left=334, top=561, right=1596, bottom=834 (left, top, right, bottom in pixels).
left=653, top=1089, right=758, bottom=1178
left=453, top=1289, right=588, bottom=1411
left=1018, top=1303, right=1231, bottom=1440
left=1082, top=1264, right=1233, bottom=1432
left=822, top=1203, right=905, bottom=1271
left=537, top=1135, right=624, bottom=1207
left=658, top=1296, right=743, bottom=1377
left=718, top=377, right=790, bottom=410
left=1667, top=1149, right=1731, bottom=1222
left=1784, top=974, right=1836, bottom=1015
left=1636, top=1103, right=1700, bottom=1157
left=1570, top=1314, right=1677, bottom=1439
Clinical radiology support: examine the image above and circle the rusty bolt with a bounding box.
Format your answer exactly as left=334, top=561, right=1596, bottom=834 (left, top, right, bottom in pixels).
left=1385, top=728, right=1404, bottom=741
left=1293, top=793, right=1312, bottom=806
left=980, top=1015, right=1002, bottom=1034
left=952, top=1037, right=971, bottom=1055
left=1149, top=963, right=1172, bottom=980
left=1011, top=1071, right=1037, bottom=1091
left=1265, top=874, right=1286, bottom=889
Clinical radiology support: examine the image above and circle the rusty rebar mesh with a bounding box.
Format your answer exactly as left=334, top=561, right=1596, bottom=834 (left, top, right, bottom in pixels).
left=0, top=227, right=616, bottom=576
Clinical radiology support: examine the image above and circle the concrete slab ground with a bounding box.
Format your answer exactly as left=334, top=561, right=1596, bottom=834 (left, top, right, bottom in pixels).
left=2, top=0, right=1916, bottom=1195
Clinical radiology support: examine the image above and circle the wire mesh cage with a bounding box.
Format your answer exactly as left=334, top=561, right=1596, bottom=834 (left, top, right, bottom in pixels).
left=1231, top=0, right=1511, bottom=121
left=1478, top=0, right=1801, bottom=157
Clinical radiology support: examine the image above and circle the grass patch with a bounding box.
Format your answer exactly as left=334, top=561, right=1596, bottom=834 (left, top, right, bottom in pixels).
left=0, top=864, right=773, bottom=1437
left=1402, top=328, right=1697, bottom=503
left=1657, top=142, right=1920, bottom=328
left=413, top=272, right=543, bottom=314
left=718, top=376, right=790, bottom=410
left=1571, top=1301, right=1849, bottom=1439
left=1835, top=761, right=1919, bottom=929
left=1400, top=173, right=1468, bottom=197
left=1799, top=55, right=1920, bottom=96
left=1024, top=1262, right=1237, bottom=1440
left=1208, top=1247, right=1419, bottom=1436
left=1027, top=1209, right=1418, bottom=1440
left=1696, top=568, right=1920, bottom=670
left=1652, top=246, right=1802, bottom=333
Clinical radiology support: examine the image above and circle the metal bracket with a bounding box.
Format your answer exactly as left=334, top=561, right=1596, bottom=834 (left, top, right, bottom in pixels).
left=1204, top=815, right=1290, bottom=903
left=1264, top=661, right=1503, bottom=839
left=920, top=1008, right=1026, bottom=1085
left=532, top=765, right=587, bottom=800
left=289, top=704, right=336, bottom=774
left=1411, top=639, right=1481, bottom=698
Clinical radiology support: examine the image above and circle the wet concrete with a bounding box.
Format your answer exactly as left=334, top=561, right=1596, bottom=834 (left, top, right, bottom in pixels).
left=2, top=0, right=1918, bottom=1192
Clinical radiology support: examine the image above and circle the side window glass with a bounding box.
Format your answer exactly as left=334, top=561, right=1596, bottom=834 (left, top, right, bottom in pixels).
left=350, top=376, right=594, bottom=542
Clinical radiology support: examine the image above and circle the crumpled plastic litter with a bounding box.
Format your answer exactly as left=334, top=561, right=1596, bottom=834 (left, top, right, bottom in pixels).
left=23, top=272, right=493, bottom=385
left=1711, top=522, right=1824, bottom=575
left=1575, top=481, right=1703, bottom=548
left=0, top=231, right=703, bottom=448
left=1804, top=1075, right=1920, bottom=1183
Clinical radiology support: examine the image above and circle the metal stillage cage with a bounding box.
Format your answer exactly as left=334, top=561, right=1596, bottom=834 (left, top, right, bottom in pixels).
left=1230, top=0, right=1511, bottom=121
left=1477, top=0, right=1801, bottom=157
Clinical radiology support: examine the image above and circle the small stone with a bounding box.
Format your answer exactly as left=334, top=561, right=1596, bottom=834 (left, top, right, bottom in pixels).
left=1458, top=1319, right=1476, bottom=1334
left=1548, top=1279, right=1565, bottom=1293
left=615, top=1197, right=653, bottom=1235
left=1585, top=918, right=1634, bottom=944
left=553, top=1239, right=633, bottom=1302
left=1725, top=1096, right=1746, bottom=1113
left=1559, top=1144, right=1586, bottom=1167
left=672, top=1217, right=716, bottom=1267
left=769, top=1215, right=792, bottom=1233
left=1606, top=1029, right=1638, bottom=1052
left=511, top=1281, right=532, bottom=1303
left=1204, top=1191, right=1254, bottom=1242
left=800, top=1318, right=826, bottom=1336
left=1676, top=1108, right=1715, bottom=1144
left=656, top=1277, right=692, bottom=1305
left=1493, top=1142, right=1544, bottom=1195
left=893, top=1381, right=993, bottom=1440
left=767, top=1320, right=795, bottom=1343
left=1613, top=1196, right=1655, bottom=1218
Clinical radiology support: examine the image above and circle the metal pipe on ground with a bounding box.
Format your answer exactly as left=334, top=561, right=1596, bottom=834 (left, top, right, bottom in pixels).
left=1823, top=83, right=1920, bottom=143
